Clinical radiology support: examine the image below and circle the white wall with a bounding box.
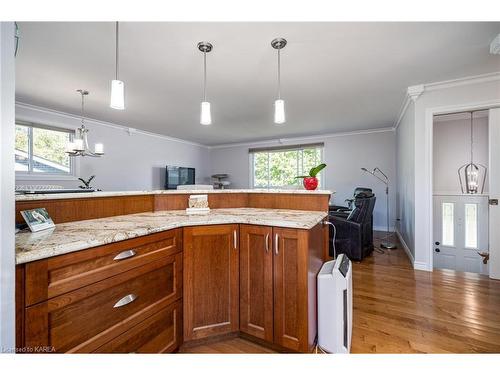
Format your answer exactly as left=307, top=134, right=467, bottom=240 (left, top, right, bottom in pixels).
left=0, top=22, right=16, bottom=352
left=433, top=115, right=489, bottom=194
left=15, top=104, right=212, bottom=191
left=396, top=100, right=416, bottom=260
left=210, top=129, right=397, bottom=230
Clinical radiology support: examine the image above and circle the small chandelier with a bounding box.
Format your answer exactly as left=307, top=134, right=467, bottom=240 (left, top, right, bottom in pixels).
left=66, top=90, right=104, bottom=157
left=271, top=37, right=287, bottom=124
left=458, top=111, right=486, bottom=194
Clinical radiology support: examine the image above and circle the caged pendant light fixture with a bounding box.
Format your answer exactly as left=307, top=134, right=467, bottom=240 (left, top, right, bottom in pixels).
left=198, top=41, right=213, bottom=125
left=110, top=21, right=125, bottom=110
left=271, top=37, right=287, bottom=124
left=458, top=111, right=487, bottom=194
left=66, top=90, right=104, bottom=157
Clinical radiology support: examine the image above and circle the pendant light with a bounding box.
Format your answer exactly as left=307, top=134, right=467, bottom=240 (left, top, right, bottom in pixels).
left=458, top=111, right=487, bottom=194
left=66, top=90, right=104, bottom=157
left=271, top=37, right=287, bottom=124
left=110, top=21, right=125, bottom=110
left=198, top=41, right=213, bottom=125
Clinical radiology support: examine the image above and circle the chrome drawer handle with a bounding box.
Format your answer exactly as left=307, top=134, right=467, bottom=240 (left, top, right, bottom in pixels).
left=265, top=233, right=270, bottom=253
left=233, top=230, right=238, bottom=250
left=113, top=249, right=137, bottom=261
left=113, top=293, right=137, bottom=308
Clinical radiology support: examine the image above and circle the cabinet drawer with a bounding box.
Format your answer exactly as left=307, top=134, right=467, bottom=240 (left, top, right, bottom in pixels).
left=25, top=229, right=182, bottom=306
left=25, top=253, right=182, bottom=353
left=93, top=300, right=182, bottom=353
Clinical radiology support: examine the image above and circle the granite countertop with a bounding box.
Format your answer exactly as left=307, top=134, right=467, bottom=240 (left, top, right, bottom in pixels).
left=15, top=208, right=328, bottom=264
left=15, top=188, right=332, bottom=201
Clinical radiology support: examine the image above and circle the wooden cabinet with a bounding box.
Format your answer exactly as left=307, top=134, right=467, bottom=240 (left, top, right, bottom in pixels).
left=93, top=300, right=182, bottom=353
left=239, top=224, right=324, bottom=353
left=239, top=225, right=274, bottom=342
left=183, top=224, right=239, bottom=341
left=272, top=227, right=309, bottom=352
left=17, top=220, right=325, bottom=353
left=19, top=230, right=183, bottom=353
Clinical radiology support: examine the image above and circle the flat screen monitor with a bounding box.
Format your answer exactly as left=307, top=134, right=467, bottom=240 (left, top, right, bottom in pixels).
left=165, top=166, right=195, bottom=189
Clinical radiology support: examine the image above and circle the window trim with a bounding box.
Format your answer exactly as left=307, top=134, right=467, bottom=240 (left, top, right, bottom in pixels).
left=15, top=121, right=78, bottom=180
left=249, top=144, right=325, bottom=189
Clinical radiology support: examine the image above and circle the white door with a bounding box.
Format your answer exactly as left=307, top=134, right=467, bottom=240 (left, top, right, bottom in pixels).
left=433, top=195, right=489, bottom=274
left=489, top=108, right=500, bottom=279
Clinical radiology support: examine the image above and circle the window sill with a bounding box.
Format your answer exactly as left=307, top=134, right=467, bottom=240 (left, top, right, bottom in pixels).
left=15, top=173, right=78, bottom=181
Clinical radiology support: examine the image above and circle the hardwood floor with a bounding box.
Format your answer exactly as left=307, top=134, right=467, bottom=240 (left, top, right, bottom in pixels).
left=180, top=232, right=500, bottom=353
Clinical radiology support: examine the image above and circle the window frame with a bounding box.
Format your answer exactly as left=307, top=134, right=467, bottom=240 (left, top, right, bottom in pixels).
left=15, top=121, right=78, bottom=181
left=249, top=144, right=325, bottom=189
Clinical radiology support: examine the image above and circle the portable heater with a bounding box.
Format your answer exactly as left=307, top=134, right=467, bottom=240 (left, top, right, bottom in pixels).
left=317, top=253, right=353, bottom=353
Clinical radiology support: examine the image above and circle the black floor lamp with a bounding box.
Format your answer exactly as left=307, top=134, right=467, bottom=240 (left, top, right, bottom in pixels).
left=361, top=167, right=397, bottom=249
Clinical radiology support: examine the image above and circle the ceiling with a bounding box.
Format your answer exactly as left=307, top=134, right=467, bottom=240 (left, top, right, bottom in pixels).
left=15, top=22, right=500, bottom=146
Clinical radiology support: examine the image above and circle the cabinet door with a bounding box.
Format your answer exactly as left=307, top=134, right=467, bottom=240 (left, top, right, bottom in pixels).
left=239, top=225, right=273, bottom=342
left=273, top=227, right=309, bottom=352
left=183, top=224, right=239, bottom=341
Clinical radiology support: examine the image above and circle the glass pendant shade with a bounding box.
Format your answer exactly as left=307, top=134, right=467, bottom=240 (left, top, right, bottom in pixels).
left=74, top=138, right=84, bottom=151
left=110, top=79, right=125, bottom=110
left=274, top=99, right=285, bottom=124
left=200, top=101, right=211, bottom=125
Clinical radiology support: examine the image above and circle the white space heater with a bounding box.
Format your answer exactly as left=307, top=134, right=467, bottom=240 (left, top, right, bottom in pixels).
left=317, top=253, right=353, bottom=353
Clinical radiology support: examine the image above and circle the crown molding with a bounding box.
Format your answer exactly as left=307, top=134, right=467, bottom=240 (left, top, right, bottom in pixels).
left=209, top=127, right=395, bottom=149
left=15, top=102, right=210, bottom=149
left=423, top=71, right=500, bottom=92
left=393, top=72, right=500, bottom=130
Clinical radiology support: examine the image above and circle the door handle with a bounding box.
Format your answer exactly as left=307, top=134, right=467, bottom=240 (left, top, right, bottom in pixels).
left=435, top=248, right=440, bottom=253
left=233, top=229, right=238, bottom=250
left=489, top=199, right=498, bottom=206
left=113, top=249, right=137, bottom=261
left=274, top=233, right=279, bottom=255
left=265, top=233, right=270, bottom=253
left=113, top=293, right=137, bottom=308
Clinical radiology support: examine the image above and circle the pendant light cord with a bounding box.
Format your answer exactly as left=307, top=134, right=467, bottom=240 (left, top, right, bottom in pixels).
left=470, top=111, right=474, bottom=164
left=203, top=51, right=207, bottom=101
left=115, top=21, right=119, bottom=81
left=277, top=48, right=281, bottom=100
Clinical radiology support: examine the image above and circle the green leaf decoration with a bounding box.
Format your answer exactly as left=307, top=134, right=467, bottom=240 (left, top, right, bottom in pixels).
left=309, top=163, right=327, bottom=177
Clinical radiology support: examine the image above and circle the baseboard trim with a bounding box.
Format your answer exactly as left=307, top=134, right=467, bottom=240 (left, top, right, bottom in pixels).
left=413, top=261, right=431, bottom=271
left=395, top=229, right=415, bottom=265
left=373, top=226, right=395, bottom=232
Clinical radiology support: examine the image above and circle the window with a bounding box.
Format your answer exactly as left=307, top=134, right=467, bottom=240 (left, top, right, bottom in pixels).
left=442, top=202, right=455, bottom=247
left=15, top=122, right=75, bottom=178
left=465, top=203, right=478, bottom=249
left=250, top=143, right=324, bottom=189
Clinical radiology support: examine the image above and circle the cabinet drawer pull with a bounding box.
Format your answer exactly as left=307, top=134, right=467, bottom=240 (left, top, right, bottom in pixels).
left=113, top=294, right=137, bottom=308
left=113, top=249, right=137, bottom=261
left=233, top=230, right=238, bottom=250
left=275, top=234, right=279, bottom=255
left=265, top=233, right=270, bottom=253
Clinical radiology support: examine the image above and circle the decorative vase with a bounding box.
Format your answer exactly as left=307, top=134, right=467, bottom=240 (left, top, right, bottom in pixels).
left=303, top=177, right=318, bottom=190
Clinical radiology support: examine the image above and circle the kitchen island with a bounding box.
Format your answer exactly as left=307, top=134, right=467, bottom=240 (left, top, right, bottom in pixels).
left=15, top=189, right=331, bottom=354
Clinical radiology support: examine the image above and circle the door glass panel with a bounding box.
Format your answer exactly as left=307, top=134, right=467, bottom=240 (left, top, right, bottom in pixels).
left=442, top=202, right=454, bottom=246
left=465, top=203, right=478, bottom=249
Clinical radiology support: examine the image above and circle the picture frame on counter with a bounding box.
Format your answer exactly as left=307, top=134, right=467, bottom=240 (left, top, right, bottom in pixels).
left=20, top=207, right=55, bottom=232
